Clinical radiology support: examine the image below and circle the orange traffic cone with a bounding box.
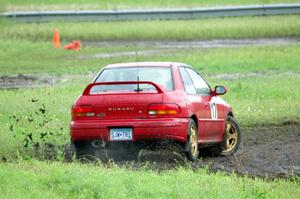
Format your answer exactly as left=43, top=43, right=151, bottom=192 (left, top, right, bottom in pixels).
left=53, top=29, right=61, bottom=48
left=64, top=40, right=81, bottom=51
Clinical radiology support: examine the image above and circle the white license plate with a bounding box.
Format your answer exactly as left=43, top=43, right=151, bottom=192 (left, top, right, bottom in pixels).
left=110, top=128, right=133, bottom=141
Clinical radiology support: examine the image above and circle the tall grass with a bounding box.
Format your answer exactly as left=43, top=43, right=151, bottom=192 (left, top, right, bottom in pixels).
left=2, top=15, right=300, bottom=41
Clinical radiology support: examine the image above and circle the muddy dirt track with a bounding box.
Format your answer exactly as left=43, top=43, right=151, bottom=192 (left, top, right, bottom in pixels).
left=204, top=123, right=300, bottom=178
left=98, top=124, right=300, bottom=179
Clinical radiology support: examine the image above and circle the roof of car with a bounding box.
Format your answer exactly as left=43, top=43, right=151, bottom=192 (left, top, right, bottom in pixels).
left=105, top=62, right=188, bottom=68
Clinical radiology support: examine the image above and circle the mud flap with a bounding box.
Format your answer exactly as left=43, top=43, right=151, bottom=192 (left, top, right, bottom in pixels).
left=184, top=139, right=191, bottom=152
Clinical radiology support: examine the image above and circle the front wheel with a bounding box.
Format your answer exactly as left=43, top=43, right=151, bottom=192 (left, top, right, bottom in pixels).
left=185, top=119, right=199, bottom=161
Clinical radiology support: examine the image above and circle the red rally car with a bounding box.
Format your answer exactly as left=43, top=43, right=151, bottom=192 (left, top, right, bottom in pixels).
left=70, top=62, right=241, bottom=161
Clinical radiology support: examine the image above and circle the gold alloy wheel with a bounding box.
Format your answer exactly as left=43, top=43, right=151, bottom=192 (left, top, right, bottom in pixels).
left=222, top=122, right=238, bottom=153
left=190, top=125, right=198, bottom=157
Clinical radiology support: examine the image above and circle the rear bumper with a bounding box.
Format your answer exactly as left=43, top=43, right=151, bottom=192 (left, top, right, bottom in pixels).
left=70, top=118, right=189, bottom=143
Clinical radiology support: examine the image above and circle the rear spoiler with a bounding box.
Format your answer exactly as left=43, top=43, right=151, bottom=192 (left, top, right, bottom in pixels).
left=82, top=81, right=164, bottom=95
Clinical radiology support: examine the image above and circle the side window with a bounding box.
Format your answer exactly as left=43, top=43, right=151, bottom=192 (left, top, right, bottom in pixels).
left=179, top=67, right=196, bottom=95
left=185, top=68, right=211, bottom=95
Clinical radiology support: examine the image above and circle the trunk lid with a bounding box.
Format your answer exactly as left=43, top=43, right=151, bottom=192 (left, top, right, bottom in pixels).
left=79, top=81, right=164, bottom=120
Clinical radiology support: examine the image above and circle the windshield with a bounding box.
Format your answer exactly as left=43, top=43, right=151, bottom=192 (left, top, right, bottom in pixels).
left=95, top=67, right=173, bottom=91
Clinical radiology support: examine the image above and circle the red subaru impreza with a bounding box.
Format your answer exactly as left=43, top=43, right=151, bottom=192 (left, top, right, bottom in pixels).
left=70, top=62, right=241, bottom=161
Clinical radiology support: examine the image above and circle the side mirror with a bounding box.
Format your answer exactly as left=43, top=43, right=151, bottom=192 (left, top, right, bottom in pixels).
left=213, top=86, right=227, bottom=96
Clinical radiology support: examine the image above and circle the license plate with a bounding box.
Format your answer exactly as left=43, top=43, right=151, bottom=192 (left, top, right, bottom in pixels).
left=110, top=128, right=133, bottom=141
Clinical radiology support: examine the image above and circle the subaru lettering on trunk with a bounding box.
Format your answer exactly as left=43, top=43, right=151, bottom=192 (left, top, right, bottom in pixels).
left=108, top=107, right=134, bottom=111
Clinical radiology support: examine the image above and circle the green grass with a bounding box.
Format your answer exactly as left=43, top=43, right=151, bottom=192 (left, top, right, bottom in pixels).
left=2, top=15, right=300, bottom=41
left=212, top=74, right=300, bottom=125
left=3, top=0, right=300, bottom=11
left=1, top=39, right=300, bottom=75
left=0, top=160, right=299, bottom=199
left=0, top=39, right=155, bottom=75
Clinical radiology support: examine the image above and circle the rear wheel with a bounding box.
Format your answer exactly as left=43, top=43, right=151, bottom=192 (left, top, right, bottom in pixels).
left=72, top=141, right=98, bottom=161
left=185, top=119, right=199, bottom=161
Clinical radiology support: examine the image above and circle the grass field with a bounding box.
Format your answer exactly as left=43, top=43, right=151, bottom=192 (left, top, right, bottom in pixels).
left=0, top=160, right=299, bottom=199
left=1, top=39, right=300, bottom=75
left=2, top=15, right=300, bottom=41
left=3, top=0, right=300, bottom=11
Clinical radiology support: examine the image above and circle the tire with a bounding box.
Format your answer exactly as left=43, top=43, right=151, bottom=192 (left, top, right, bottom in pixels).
left=72, top=141, right=97, bottom=161
left=185, top=119, right=199, bottom=161
left=212, top=116, right=241, bottom=156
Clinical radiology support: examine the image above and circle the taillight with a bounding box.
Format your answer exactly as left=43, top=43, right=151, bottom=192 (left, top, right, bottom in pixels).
left=72, top=105, right=95, bottom=117
left=148, top=103, right=180, bottom=115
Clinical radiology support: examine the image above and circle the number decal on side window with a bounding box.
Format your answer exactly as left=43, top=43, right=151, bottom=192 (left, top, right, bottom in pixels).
left=210, top=102, right=218, bottom=119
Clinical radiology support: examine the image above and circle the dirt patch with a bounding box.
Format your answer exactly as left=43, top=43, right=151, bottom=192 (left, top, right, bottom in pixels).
left=81, top=38, right=300, bottom=60
left=85, top=38, right=300, bottom=49
left=93, top=124, right=300, bottom=179
left=0, top=74, right=54, bottom=89
left=1, top=71, right=297, bottom=89
left=204, top=124, right=300, bottom=178
left=0, top=74, right=93, bottom=89
left=77, top=49, right=178, bottom=60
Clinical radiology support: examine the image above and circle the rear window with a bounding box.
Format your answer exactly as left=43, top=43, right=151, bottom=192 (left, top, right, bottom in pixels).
left=95, top=67, right=173, bottom=91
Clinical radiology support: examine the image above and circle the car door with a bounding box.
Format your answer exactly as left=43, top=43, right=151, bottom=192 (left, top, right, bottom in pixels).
left=184, top=67, right=224, bottom=142
left=179, top=67, right=211, bottom=142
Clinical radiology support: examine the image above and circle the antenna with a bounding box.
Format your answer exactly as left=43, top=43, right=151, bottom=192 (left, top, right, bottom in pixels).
left=135, top=51, right=142, bottom=92
left=135, top=50, right=138, bottom=62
